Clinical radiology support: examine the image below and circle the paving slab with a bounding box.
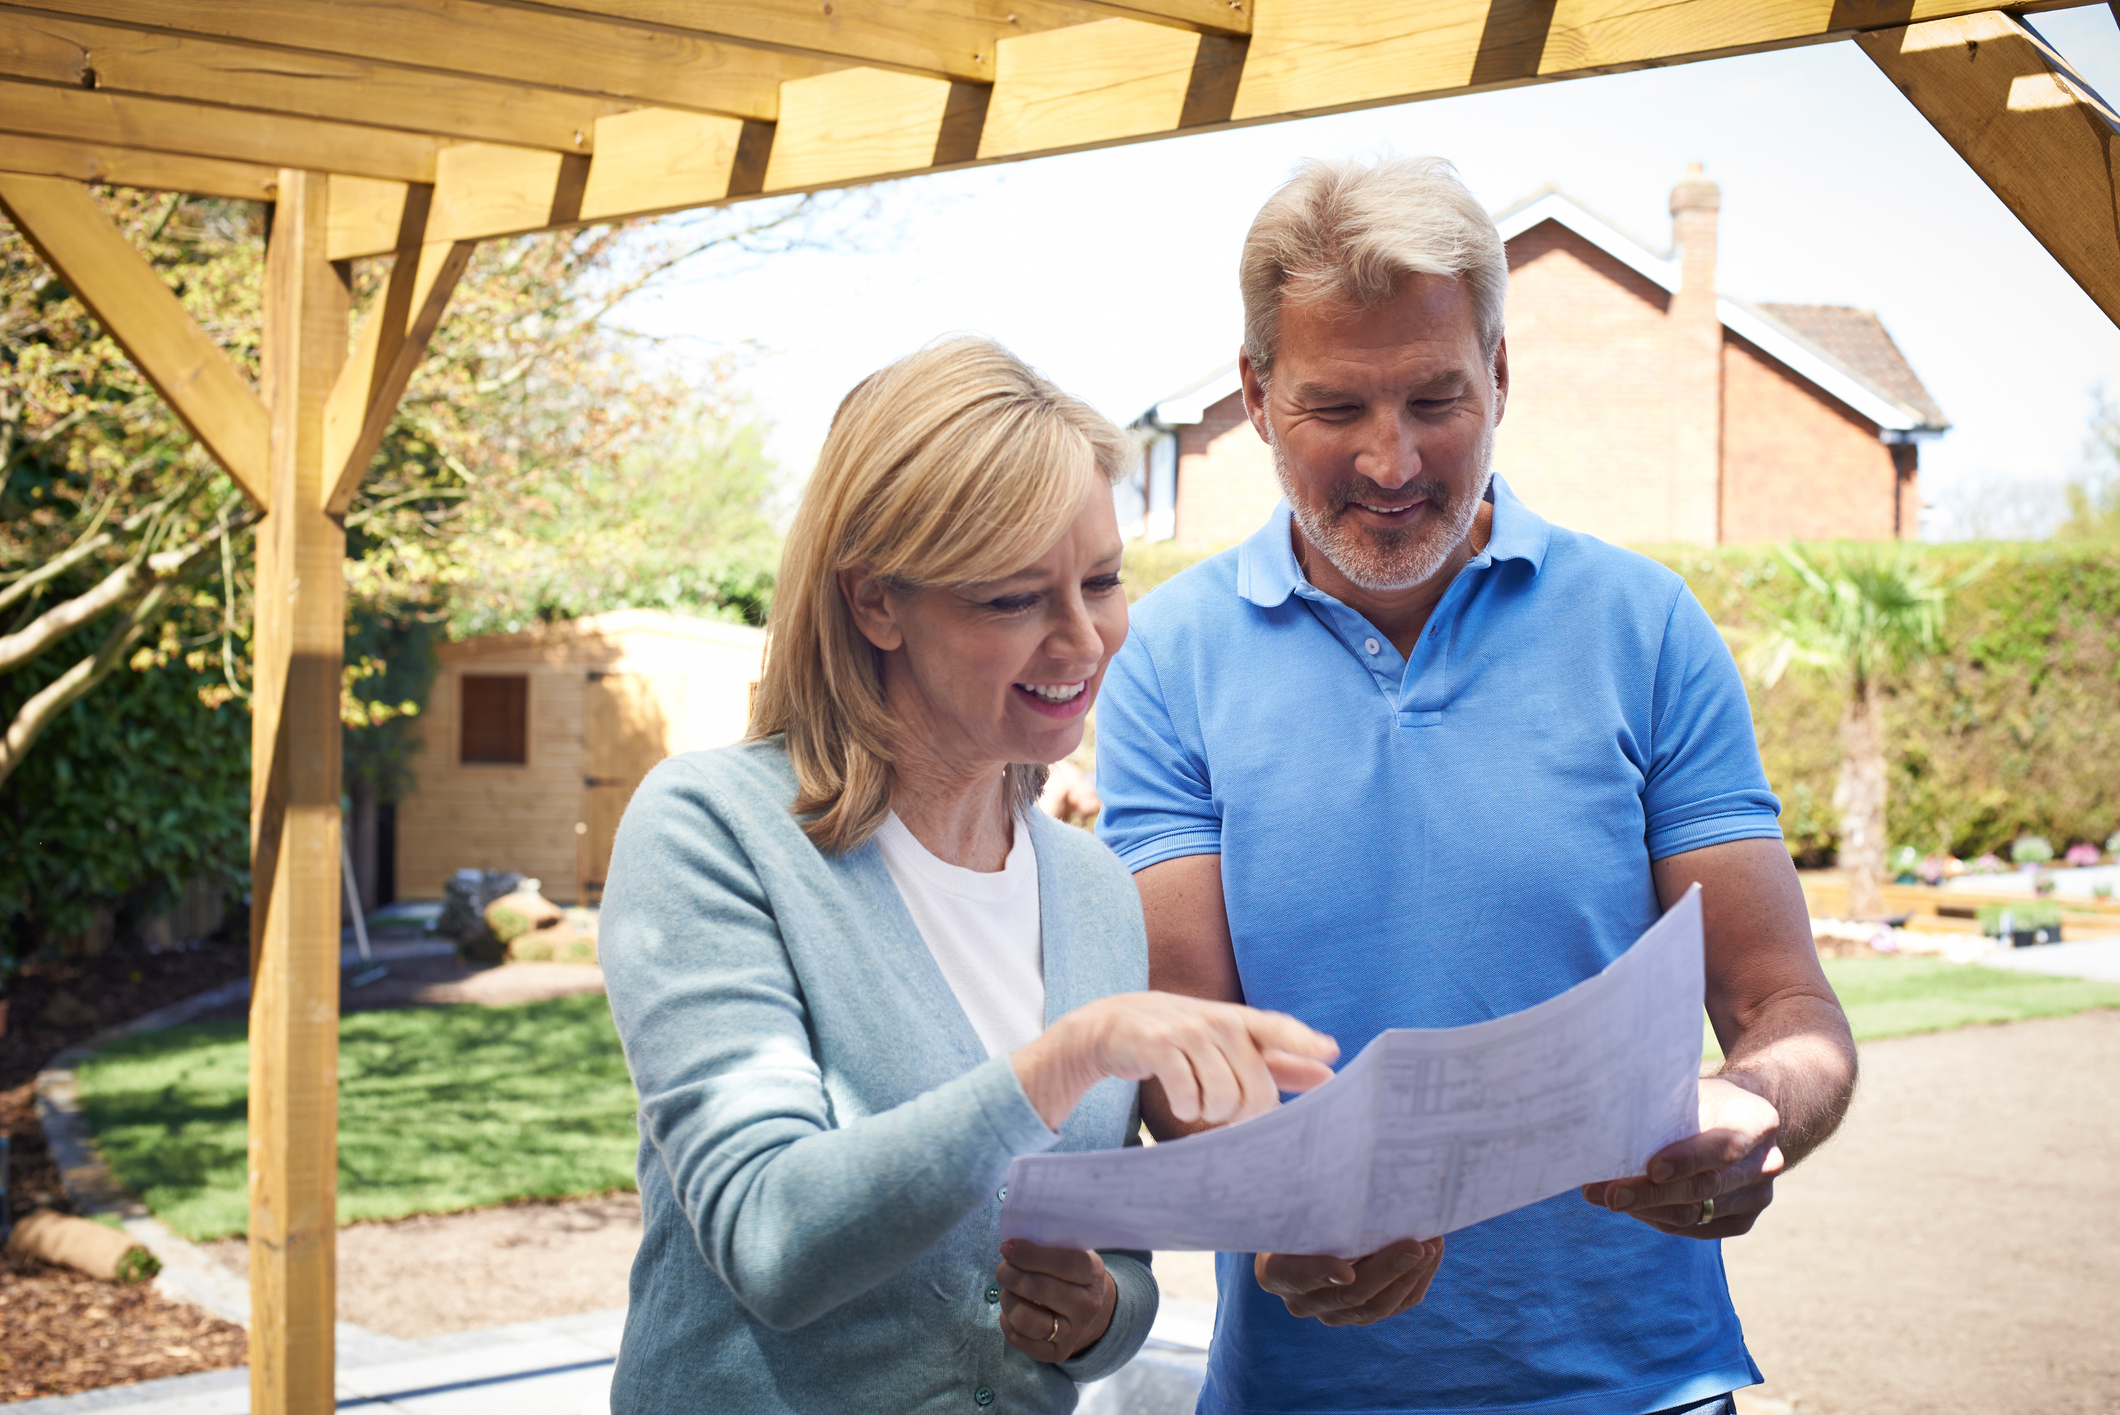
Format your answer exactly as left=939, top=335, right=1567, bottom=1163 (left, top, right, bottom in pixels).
left=1975, top=934, right=2120, bottom=983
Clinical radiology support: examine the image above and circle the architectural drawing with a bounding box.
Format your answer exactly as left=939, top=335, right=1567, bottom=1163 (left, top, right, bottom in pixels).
left=1000, top=888, right=1705, bottom=1257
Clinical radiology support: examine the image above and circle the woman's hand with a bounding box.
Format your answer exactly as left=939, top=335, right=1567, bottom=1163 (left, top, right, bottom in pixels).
left=1012, top=992, right=1339, bottom=1131
left=996, top=1239, right=1116, bottom=1363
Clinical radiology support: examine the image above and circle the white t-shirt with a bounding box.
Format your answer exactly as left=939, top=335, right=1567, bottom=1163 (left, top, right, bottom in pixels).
left=873, top=811, right=1045, bottom=1058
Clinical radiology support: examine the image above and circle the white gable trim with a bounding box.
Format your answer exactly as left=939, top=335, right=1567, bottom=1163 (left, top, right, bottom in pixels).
left=1498, top=189, right=1932, bottom=433
left=1715, top=297, right=1925, bottom=433
left=1493, top=189, right=1679, bottom=293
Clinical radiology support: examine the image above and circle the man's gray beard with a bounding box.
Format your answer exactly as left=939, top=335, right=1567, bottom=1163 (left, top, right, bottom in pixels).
left=1270, top=426, right=1495, bottom=594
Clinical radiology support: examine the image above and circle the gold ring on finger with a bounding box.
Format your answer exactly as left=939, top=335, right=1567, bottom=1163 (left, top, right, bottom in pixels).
left=1696, top=1197, right=1715, bottom=1227
left=1048, top=1314, right=1062, bottom=1343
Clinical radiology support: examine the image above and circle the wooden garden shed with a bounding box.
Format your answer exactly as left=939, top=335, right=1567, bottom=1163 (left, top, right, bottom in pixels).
left=394, top=609, right=765, bottom=904
left=0, top=1, right=2114, bottom=1410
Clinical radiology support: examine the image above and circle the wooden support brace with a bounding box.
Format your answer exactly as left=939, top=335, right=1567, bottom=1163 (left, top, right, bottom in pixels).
left=324, top=188, right=475, bottom=513
left=0, top=171, right=270, bottom=506
left=1860, top=10, right=2120, bottom=327
left=248, top=166, right=348, bottom=1415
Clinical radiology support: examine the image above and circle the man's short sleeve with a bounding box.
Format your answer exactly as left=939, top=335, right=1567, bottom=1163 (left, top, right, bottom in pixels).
left=1094, top=631, right=1222, bottom=871
left=1641, top=584, right=1785, bottom=861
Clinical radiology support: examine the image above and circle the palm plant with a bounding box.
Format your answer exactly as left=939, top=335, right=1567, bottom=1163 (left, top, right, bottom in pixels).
left=1741, top=543, right=1977, bottom=918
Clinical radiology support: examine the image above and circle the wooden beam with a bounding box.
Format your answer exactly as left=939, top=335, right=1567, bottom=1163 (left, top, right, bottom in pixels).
left=325, top=202, right=475, bottom=511
left=1861, top=11, right=2120, bottom=326
left=0, top=172, right=269, bottom=505
left=763, top=68, right=965, bottom=190
left=323, top=110, right=759, bottom=259
left=327, top=176, right=411, bottom=263
left=0, top=76, right=445, bottom=182
left=44, top=0, right=840, bottom=120
left=519, top=0, right=1098, bottom=80
left=578, top=106, right=756, bottom=222
left=1229, top=0, right=2099, bottom=124
left=978, top=17, right=1231, bottom=157
left=248, top=165, right=347, bottom=1415
left=0, top=132, right=278, bottom=199
left=0, top=8, right=630, bottom=153
left=1066, top=0, right=1249, bottom=34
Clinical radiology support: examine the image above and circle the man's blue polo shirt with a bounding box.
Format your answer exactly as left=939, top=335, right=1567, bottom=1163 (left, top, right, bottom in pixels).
left=1095, top=477, right=1781, bottom=1415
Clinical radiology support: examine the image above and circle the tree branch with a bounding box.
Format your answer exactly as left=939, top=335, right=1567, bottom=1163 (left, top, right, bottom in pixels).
left=0, top=501, right=252, bottom=674
left=0, top=577, right=176, bottom=789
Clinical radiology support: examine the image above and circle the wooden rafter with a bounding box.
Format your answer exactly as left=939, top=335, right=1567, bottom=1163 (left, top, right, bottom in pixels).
left=0, top=76, right=449, bottom=182
left=0, top=8, right=642, bottom=150
left=0, top=131, right=279, bottom=199
left=0, top=170, right=269, bottom=504
left=37, top=0, right=856, bottom=104
left=1860, top=10, right=2120, bottom=326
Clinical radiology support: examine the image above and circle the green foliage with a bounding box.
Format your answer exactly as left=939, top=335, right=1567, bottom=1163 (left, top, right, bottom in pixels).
left=1820, top=956, right=2120, bottom=1040
left=1668, top=542, right=2120, bottom=864
left=441, top=413, right=780, bottom=638
left=1704, top=956, right=2120, bottom=1059
left=1974, top=901, right=2064, bottom=934
left=1736, top=542, right=1963, bottom=694
left=75, top=994, right=639, bottom=1240
left=0, top=620, right=249, bottom=969
left=2011, top=834, right=2054, bottom=865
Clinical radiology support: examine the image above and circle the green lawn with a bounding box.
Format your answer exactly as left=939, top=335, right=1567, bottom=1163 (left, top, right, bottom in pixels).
left=76, top=995, right=639, bottom=1241
left=74, top=960, right=2120, bottom=1240
left=1705, top=955, right=2120, bottom=1061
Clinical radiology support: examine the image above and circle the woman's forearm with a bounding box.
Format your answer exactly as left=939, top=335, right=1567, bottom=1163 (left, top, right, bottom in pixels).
left=665, top=1053, right=1056, bottom=1332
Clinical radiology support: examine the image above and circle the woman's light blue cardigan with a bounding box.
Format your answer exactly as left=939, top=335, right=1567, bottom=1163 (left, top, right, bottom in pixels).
left=598, top=739, right=1159, bottom=1413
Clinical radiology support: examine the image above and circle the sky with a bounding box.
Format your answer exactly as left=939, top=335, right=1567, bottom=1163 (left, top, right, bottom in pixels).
left=629, top=9, right=2120, bottom=541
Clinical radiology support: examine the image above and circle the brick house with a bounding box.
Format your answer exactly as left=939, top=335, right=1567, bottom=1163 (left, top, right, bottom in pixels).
left=1126, top=166, right=1949, bottom=551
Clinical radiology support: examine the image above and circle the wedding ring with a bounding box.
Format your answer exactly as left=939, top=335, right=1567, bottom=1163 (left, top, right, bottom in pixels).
left=1048, top=1314, right=1062, bottom=1343
left=1696, top=1197, right=1715, bottom=1227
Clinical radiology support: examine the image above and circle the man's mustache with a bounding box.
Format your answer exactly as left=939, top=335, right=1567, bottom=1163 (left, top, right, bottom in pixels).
left=1325, top=478, right=1453, bottom=514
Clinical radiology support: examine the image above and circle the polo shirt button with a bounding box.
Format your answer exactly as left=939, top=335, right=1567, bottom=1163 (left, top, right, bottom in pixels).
left=985, top=1285, right=1002, bottom=1304
left=1363, top=637, right=1380, bottom=655
left=975, top=1386, right=995, bottom=1406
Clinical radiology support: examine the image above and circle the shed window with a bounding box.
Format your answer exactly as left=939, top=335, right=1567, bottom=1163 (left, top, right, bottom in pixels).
left=460, top=675, right=528, bottom=764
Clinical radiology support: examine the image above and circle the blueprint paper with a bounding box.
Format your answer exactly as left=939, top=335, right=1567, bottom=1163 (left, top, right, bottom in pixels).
left=999, top=887, right=1705, bottom=1257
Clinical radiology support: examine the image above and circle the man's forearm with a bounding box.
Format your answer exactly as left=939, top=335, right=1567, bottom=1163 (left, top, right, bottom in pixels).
left=1717, top=992, right=1857, bottom=1167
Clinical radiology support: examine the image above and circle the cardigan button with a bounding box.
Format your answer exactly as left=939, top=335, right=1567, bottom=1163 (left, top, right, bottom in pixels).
left=974, top=1386, right=995, bottom=1406
left=997, top=1186, right=1007, bottom=1202
left=985, top=1285, right=1001, bottom=1304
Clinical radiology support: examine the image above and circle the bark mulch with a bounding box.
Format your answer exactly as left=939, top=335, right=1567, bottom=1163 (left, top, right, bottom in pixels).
left=3, top=931, right=253, bottom=1404
left=0, top=1248, right=248, bottom=1404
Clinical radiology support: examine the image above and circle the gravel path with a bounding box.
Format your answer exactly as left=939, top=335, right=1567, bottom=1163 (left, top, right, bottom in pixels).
left=1723, top=1009, right=2120, bottom=1414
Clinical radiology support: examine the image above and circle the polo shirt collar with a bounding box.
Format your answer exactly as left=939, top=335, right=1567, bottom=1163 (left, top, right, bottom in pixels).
left=1235, top=473, right=1550, bottom=609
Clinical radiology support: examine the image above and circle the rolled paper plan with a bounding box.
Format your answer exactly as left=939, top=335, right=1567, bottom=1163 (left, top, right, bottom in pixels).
left=1000, top=887, right=1706, bottom=1257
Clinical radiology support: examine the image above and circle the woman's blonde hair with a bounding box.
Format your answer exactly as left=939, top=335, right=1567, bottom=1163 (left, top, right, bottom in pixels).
left=750, top=337, right=1132, bottom=852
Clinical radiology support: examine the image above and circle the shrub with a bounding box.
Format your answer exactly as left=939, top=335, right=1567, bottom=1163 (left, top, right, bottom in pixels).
left=1976, top=902, right=2065, bottom=935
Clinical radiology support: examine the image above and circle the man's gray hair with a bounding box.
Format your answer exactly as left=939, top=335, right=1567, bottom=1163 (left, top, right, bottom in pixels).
left=1240, top=156, right=1508, bottom=385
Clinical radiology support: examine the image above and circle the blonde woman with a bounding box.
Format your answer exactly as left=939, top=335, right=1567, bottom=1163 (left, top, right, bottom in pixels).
left=599, top=338, right=1338, bottom=1413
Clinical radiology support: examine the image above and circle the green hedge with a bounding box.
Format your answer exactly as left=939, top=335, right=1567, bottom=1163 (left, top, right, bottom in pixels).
left=1662, top=543, right=2120, bottom=864
left=1122, top=539, right=2120, bottom=864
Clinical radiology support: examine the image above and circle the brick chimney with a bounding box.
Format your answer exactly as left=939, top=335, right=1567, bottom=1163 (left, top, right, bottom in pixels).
left=1666, top=162, right=1723, bottom=545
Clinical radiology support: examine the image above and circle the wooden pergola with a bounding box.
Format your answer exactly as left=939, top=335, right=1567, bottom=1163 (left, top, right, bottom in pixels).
left=1, top=1, right=2115, bottom=1408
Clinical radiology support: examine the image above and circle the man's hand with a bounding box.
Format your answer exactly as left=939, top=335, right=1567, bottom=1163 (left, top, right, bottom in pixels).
left=996, top=1239, right=1118, bottom=1364
left=1253, top=1237, right=1445, bottom=1326
left=1583, top=1075, right=1785, bottom=1237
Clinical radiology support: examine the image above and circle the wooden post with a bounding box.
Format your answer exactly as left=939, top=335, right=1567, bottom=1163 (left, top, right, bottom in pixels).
left=248, top=167, right=349, bottom=1415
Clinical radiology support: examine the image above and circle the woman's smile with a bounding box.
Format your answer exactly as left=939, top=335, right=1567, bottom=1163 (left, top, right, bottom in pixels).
left=1014, top=679, right=1090, bottom=717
